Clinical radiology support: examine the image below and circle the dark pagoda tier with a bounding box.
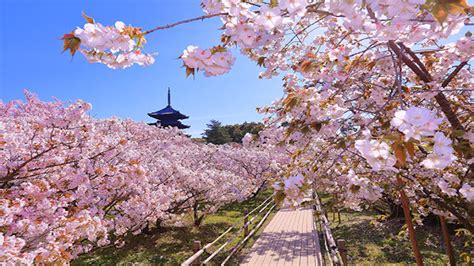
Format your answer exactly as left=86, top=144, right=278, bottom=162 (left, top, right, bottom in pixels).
left=148, top=88, right=190, bottom=129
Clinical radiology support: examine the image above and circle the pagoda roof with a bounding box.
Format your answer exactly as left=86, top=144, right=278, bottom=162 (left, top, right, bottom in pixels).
left=149, top=120, right=190, bottom=129
left=148, top=105, right=189, bottom=120
left=148, top=88, right=189, bottom=120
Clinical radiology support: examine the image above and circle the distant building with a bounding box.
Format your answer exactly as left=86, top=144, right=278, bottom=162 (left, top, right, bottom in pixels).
left=148, top=88, right=190, bottom=129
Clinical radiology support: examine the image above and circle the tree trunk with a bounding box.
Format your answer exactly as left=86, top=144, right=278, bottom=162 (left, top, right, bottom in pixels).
left=398, top=177, right=424, bottom=266
left=250, top=181, right=266, bottom=199
left=192, top=201, right=201, bottom=227
left=388, top=200, right=405, bottom=219
left=194, top=215, right=204, bottom=227
left=439, top=216, right=456, bottom=266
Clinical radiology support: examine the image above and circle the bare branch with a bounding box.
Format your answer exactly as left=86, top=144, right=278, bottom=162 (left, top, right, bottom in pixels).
left=143, top=13, right=227, bottom=35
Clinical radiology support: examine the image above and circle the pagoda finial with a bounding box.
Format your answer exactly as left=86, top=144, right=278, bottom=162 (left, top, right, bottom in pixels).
left=148, top=87, right=189, bottom=129
left=167, top=87, right=171, bottom=106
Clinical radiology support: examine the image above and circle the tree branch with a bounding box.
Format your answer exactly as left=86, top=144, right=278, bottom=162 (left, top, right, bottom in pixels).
left=143, top=13, right=227, bottom=35
left=387, top=40, right=465, bottom=131
left=441, top=61, right=468, bottom=87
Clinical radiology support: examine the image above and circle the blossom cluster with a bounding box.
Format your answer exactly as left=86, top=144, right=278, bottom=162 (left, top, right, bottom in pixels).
left=199, top=0, right=473, bottom=229
left=74, top=22, right=134, bottom=52
left=391, top=107, right=457, bottom=170
left=273, top=174, right=305, bottom=206
left=391, top=107, right=443, bottom=141
left=435, top=172, right=474, bottom=203
left=80, top=49, right=155, bottom=69
left=337, top=170, right=383, bottom=210
left=202, top=0, right=308, bottom=49
left=0, top=92, right=287, bottom=263
left=354, top=106, right=458, bottom=173
left=421, top=132, right=458, bottom=170
left=62, top=0, right=474, bottom=236
left=355, top=138, right=396, bottom=171
left=181, top=46, right=235, bottom=76
left=73, top=21, right=155, bottom=69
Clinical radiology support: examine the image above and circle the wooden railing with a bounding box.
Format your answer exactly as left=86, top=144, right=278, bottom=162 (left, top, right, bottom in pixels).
left=313, top=191, right=346, bottom=266
left=181, top=196, right=275, bottom=265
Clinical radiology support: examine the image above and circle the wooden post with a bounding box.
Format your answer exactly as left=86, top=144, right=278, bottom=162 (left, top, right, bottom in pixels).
left=244, top=210, right=249, bottom=237
left=192, top=240, right=201, bottom=266
left=337, top=239, right=348, bottom=265
left=439, top=216, right=456, bottom=266
left=397, top=176, right=424, bottom=266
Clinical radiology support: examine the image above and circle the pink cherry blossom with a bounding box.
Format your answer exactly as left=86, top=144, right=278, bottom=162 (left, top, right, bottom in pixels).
left=1, top=91, right=287, bottom=263
left=61, top=0, right=474, bottom=237
left=181, top=45, right=235, bottom=76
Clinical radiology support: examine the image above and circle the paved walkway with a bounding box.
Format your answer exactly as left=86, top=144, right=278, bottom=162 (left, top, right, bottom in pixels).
left=240, top=207, right=323, bottom=266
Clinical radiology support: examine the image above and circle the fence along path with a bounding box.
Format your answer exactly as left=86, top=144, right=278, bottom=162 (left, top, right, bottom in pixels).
left=240, top=206, right=323, bottom=266
left=181, top=196, right=275, bottom=266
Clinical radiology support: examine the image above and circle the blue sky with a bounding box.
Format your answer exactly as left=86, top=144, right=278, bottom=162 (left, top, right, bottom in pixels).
left=0, top=0, right=283, bottom=136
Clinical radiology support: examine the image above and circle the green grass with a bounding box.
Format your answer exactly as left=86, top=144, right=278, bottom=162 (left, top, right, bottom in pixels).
left=325, top=208, right=470, bottom=265
left=74, top=191, right=469, bottom=265
left=72, top=190, right=276, bottom=265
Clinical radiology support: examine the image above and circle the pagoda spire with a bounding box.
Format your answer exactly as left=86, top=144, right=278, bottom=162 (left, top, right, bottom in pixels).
left=167, top=87, right=171, bottom=106
left=147, top=87, right=190, bottom=129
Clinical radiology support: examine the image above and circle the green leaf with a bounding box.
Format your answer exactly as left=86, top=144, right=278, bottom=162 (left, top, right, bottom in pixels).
left=60, top=32, right=81, bottom=57
left=381, top=120, right=391, bottom=129
left=391, top=142, right=407, bottom=167
left=384, top=133, right=401, bottom=141
left=82, top=11, right=95, bottom=24
left=429, top=0, right=470, bottom=23
left=432, top=4, right=449, bottom=23
left=274, top=190, right=286, bottom=205
left=283, top=94, right=298, bottom=112
left=300, top=60, right=313, bottom=73
left=310, top=121, right=322, bottom=132
left=455, top=228, right=470, bottom=237
left=452, top=129, right=465, bottom=137
left=301, top=125, right=310, bottom=134
left=350, top=185, right=361, bottom=193
left=406, top=141, right=416, bottom=159
left=336, top=139, right=346, bottom=149
left=185, top=66, right=195, bottom=77
left=366, top=61, right=376, bottom=70
left=210, top=45, right=226, bottom=54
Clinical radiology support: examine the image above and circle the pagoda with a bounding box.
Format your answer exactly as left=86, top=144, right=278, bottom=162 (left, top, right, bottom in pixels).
left=148, top=88, right=190, bottom=129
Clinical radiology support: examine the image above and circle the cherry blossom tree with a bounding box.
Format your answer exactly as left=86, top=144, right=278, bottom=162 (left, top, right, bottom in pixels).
left=61, top=0, right=474, bottom=263
left=0, top=92, right=287, bottom=263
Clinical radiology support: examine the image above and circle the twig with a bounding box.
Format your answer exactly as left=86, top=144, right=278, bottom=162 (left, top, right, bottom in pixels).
left=143, top=13, right=227, bottom=35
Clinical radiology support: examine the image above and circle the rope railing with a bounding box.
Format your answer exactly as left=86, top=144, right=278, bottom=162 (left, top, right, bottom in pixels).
left=314, top=207, right=331, bottom=265
left=203, top=199, right=274, bottom=264
left=220, top=204, right=275, bottom=265
left=181, top=195, right=275, bottom=266
left=313, top=191, right=344, bottom=266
